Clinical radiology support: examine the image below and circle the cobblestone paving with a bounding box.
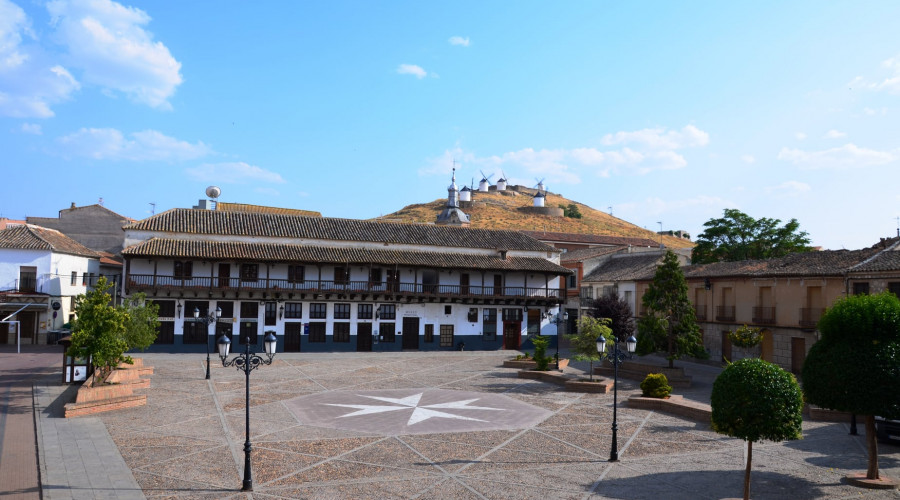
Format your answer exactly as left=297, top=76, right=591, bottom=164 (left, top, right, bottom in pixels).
left=95, top=352, right=900, bottom=499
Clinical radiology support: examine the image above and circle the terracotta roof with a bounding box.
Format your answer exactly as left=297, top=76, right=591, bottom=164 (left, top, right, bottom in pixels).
left=97, top=251, right=123, bottom=267
left=0, top=225, right=100, bottom=258
left=521, top=230, right=660, bottom=248
left=125, top=209, right=555, bottom=252
left=122, top=238, right=572, bottom=274
left=560, top=246, right=626, bottom=264
left=583, top=253, right=666, bottom=282
left=215, top=202, right=322, bottom=217
left=680, top=248, right=882, bottom=280
left=849, top=239, right=900, bottom=273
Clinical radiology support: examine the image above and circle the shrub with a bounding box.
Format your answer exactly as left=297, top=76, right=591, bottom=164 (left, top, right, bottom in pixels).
left=640, top=373, right=672, bottom=398
left=728, top=325, right=763, bottom=349
left=530, top=335, right=552, bottom=371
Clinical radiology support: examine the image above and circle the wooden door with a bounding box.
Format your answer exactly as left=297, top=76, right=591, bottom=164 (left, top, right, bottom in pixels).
left=460, top=273, right=470, bottom=295
left=19, top=311, right=36, bottom=344
left=356, top=323, right=373, bottom=352
left=284, top=323, right=302, bottom=352
left=760, top=329, right=774, bottom=361
left=503, top=321, right=521, bottom=350
left=218, top=264, right=230, bottom=288
left=494, top=275, right=503, bottom=296
left=720, top=331, right=732, bottom=363
left=215, top=322, right=233, bottom=345
left=791, top=337, right=806, bottom=375
left=402, top=317, right=420, bottom=350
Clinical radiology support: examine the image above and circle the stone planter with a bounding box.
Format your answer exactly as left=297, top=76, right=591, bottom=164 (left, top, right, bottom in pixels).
left=64, top=358, right=152, bottom=417
left=565, top=379, right=613, bottom=393
left=503, top=358, right=569, bottom=370
left=594, top=361, right=692, bottom=387
left=627, top=394, right=711, bottom=422
left=517, top=370, right=613, bottom=393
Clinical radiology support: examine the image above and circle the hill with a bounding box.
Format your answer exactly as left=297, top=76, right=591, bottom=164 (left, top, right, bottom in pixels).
left=376, top=186, right=694, bottom=250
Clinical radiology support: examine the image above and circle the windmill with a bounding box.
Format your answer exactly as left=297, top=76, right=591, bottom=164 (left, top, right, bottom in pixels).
left=496, top=170, right=508, bottom=191
left=533, top=177, right=546, bottom=192
left=478, top=170, right=494, bottom=192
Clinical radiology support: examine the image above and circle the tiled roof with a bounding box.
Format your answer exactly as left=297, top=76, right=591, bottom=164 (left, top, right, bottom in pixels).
left=0, top=225, right=100, bottom=258
left=680, top=247, right=882, bottom=280
left=560, top=246, right=626, bottom=264
left=583, top=253, right=666, bottom=282
left=97, top=251, right=123, bottom=267
left=122, top=238, right=572, bottom=274
left=849, top=239, right=900, bottom=272
left=522, top=230, right=660, bottom=248
left=216, top=202, right=322, bottom=217
left=126, top=209, right=555, bottom=252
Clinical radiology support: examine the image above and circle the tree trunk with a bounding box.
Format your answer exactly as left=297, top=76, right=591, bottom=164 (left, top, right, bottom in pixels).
left=865, top=415, right=879, bottom=480
left=589, top=360, right=594, bottom=382
left=744, top=440, right=752, bottom=500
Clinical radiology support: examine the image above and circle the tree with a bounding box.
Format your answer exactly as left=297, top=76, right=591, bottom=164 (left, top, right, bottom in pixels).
left=802, top=293, right=900, bottom=482
left=691, top=208, right=812, bottom=264
left=591, top=294, right=635, bottom=342
left=711, top=358, right=804, bottom=500
left=68, top=277, right=129, bottom=380
left=636, top=251, right=707, bottom=367
left=567, top=316, right=613, bottom=381
left=122, top=292, right=160, bottom=352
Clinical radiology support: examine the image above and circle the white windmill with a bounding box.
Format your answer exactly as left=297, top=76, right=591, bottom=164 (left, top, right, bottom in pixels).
left=496, top=170, right=508, bottom=191
left=478, top=170, right=494, bottom=192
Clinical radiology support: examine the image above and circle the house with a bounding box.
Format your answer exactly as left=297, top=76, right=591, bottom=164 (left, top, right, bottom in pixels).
left=121, top=207, right=572, bottom=353
left=0, top=225, right=100, bottom=345
left=580, top=249, right=676, bottom=316
left=27, top=203, right=133, bottom=256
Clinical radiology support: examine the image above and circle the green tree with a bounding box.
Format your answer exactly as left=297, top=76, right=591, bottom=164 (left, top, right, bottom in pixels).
left=68, top=277, right=129, bottom=380
left=711, top=358, right=804, bottom=500
left=567, top=316, right=613, bottom=381
left=122, top=292, right=160, bottom=352
left=691, top=208, right=812, bottom=264
left=530, top=335, right=552, bottom=371
left=591, top=294, right=635, bottom=342
left=802, top=292, right=900, bottom=481
left=636, top=251, right=707, bottom=367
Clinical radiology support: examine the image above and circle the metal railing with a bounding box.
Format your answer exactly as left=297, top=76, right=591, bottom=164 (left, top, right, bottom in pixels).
left=126, top=274, right=564, bottom=299
left=715, top=305, right=735, bottom=322
left=799, top=307, right=824, bottom=328
left=752, top=306, right=776, bottom=324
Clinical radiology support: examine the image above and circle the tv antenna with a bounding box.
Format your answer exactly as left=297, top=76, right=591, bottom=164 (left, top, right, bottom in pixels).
left=149, top=202, right=156, bottom=215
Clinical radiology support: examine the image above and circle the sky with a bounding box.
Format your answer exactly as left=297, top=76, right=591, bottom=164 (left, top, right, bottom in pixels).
left=1, top=1, right=900, bottom=251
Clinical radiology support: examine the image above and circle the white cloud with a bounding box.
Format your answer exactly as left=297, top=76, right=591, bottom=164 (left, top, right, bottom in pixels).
left=186, top=162, right=285, bottom=184
left=777, top=143, right=897, bottom=169
left=0, top=0, right=31, bottom=70
left=20, top=122, right=41, bottom=134
left=863, top=107, right=888, bottom=116
left=741, top=154, right=755, bottom=164
left=600, top=125, right=709, bottom=149
left=56, top=127, right=210, bottom=161
left=824, top=129, right=846, bottom=139
left=795, top=132, right=807, bottom=140
left=397, top=63, right=428, bottom=79
left=46, top=0, right=183, bottom=109
left=448, top=36, right=470, bottom=47
left=764, top=181, right=811, bottom=196
left=849, top=53, right=900, bottom=94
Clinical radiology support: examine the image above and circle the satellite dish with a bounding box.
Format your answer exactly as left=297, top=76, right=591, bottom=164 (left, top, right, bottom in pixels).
left=206, top=186, right=221, bottom=199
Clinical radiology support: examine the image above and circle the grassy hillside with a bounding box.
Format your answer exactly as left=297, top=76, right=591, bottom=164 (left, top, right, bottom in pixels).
left=376, top=187, right=694, bottom=249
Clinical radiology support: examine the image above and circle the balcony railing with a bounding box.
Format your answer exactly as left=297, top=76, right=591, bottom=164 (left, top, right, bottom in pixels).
left=715, top=305, right=735, bottom=322
left=799, top=307, right=824, bottom=329
left=580, top=297, right=595, bottom=307
left=694, top=304, right=707, bottom=321
left=752, top=306, right=776, bottom=325
left=126, top=275, right=563, bottom=300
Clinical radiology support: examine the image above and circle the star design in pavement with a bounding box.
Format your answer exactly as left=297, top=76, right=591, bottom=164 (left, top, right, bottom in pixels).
left=325, top=392, right=504, bottom=425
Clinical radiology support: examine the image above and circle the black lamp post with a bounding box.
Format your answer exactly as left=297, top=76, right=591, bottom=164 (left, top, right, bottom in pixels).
left=597, top=333, right=637, bottom=462
left=217, top=333, right=277, bottom=491
left=195, top=306, right=222, bottom=380
left=553, top=310, right=569, bottom=370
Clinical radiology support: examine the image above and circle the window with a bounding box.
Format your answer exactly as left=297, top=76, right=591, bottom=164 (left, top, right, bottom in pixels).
left=264, top=302, right=277, bottom=326
left=185, top=300, right=209, bottom=318
left=309, top=322, right=326, bottom=342
left=19, top=266, right=36, bottom=292
left=890, top=282, right=900, bottom=297
left=183, top=321, right=206, bottom=344
left=358, top=304, right=373, bottom=319
left=70, top=296, right=76, bottom=310
left=334, top=265, right=349, bottom=285
left=444, top=305, right=452, bottom=315
left=240, top=322, right=258, bottom=344
left=377, top=304, right=396, bottom=320
left=217, top=301, right=234, bottom=318
left=369, top=268, right=382, bottom=283
left=334, top=303, right=350, bottom=319
left=288, top=264, right=305, bottom=283
left=153, top=300, right=176, bottom=318
left=567, top=275, right=577, bottom=289
left=333, top=323, right=350, bottom=342
left=440, top=325, right=454, bottom=347
left=467, top=308, right=479, bottom=323
left=240, top=264, right=259, bottom=282
left=71, top=271, right=77, bottom=285
left=853, top=282, right=869, bottom=295
left=483, top=308, right=497, bottom=341
left=174, top=261, right=193, bottom=279
left=154, top=322, right=174, bottom=344
left=502, top=308, right=523, bottom=321
left=240, top=301, right=259, bottom=319
left=284, top=302, right=302, bottom=319
left=380, top=322, right=396, bottom=342
left=310, top=303, right=327, bottom=319
left=581, top=286, right=593, bottom=299
left=424, top=324, right=434, bottom=343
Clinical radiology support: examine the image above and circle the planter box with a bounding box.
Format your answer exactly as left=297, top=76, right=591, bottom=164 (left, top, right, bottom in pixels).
left=517, top=370, right=569, bottom=386
left=627, top=394, right=711, bottom=422
left=595, top=361, right=692, bottom=388
left=565, top=379, right=613, bottom=393
left=517, top=370, right=614, bottom=393
left=503, top=359, right=569, bottom=370
left=64, top=358, right=151, bottom=418
left=807, top=405, right=853, bottom=422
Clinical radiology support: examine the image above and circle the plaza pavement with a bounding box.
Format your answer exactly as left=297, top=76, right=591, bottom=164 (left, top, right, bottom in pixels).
left=17, top=349, right=900, bottom=499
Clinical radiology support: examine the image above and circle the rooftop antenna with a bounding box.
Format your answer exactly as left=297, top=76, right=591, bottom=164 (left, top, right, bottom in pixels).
left=98, top=197, right=104, bottom=206
left=896, top=216, right=899, bottom=237
left=657, top=221, right=663, bottom=247
left=149, top=202, right=156, bottom=215
left=206, top=186, right=221, bottom=210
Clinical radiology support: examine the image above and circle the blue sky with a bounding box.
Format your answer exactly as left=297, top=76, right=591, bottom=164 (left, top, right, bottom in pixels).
left=2, top=1, right=899, bottom=250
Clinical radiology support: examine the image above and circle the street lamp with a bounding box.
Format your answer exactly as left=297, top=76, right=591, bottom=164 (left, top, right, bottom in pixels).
left=597, top=333, right=637, bottom=462
left=552, top=310, right=569, bottom=370
left=217, top=333, right=277, bottom=491
left=195, top=306, right=222, bottom=380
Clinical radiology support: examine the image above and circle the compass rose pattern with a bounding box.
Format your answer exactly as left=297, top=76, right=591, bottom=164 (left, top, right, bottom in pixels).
left=284, top=388, right=552, bottom=435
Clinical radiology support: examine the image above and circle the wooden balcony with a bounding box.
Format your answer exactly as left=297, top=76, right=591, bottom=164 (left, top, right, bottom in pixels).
left=715, top=305, right=735, bottom=322
left=126, top=274, right=564, bottom=303
left=799, top=308, right=824, bottom=329
left=752, top=306, right=776, bottom=325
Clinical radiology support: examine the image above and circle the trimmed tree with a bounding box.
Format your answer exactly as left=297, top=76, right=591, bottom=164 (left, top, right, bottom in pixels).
left=711, top=358, right=804, bottom=500
left=802, top=292, right=900, bottom=482
left=591, top=294, right=635, bottom=342
left=567, top=316, right=614, bottom=381
left=68, top=277, right=129, bottom=380
left=636, top=251, right=707, bottom=367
